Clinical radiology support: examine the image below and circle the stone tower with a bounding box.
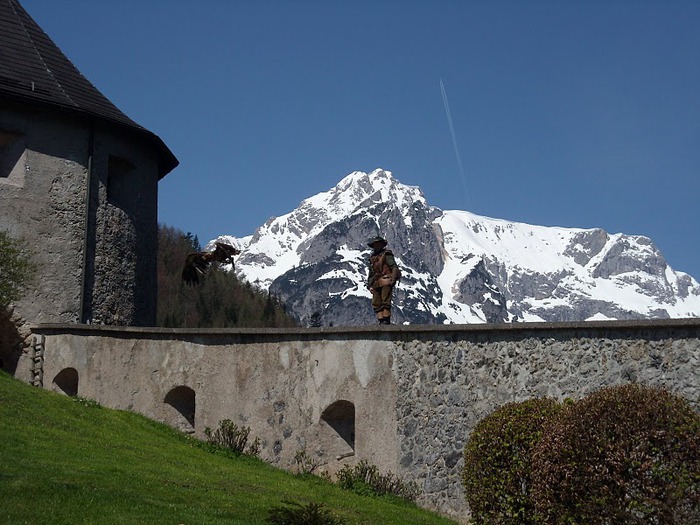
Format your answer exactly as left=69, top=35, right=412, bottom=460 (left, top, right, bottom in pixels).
left=0, top=0, right=178, bottom=330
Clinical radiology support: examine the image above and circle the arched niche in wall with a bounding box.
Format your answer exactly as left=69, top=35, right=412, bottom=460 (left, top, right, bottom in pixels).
left=320, top=400, right=355, bottom=460
left=53, top=367, right=79, bottom=396
left=164, top=386, right=195, bottom=434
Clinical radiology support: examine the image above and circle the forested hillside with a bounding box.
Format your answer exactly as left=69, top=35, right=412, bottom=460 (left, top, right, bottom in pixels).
left=157, top=225, right=296, bottom=328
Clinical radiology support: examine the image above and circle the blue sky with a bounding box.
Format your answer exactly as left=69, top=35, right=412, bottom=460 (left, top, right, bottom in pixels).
left=25, top=0, right=700, bottom=280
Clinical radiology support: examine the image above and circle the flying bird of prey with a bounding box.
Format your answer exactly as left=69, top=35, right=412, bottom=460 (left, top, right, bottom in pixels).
left=182, top=242, right=241, bottom=285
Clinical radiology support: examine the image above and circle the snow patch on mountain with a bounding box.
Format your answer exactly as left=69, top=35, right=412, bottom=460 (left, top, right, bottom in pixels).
left=209, top=169, right=700, bottom=326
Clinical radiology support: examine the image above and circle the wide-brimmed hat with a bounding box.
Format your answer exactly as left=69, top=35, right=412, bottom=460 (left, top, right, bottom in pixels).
left=367, top=236, right=388, bottom=247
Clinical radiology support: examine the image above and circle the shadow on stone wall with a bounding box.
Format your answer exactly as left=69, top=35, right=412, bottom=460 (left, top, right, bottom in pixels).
left=53, top=367, right=79, bottom=396
left=0, top=307, right=27, bottom=374
left=320, top=400, right=356, bottom=464
left=164, top=385, right=196, bottom=434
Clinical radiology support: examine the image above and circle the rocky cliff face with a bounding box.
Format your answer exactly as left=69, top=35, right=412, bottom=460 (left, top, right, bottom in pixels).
left=210, top=169, right=700, bottom=326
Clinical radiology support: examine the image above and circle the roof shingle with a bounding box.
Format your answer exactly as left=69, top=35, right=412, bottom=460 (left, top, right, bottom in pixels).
left=0, top=0, right=178, bottom=177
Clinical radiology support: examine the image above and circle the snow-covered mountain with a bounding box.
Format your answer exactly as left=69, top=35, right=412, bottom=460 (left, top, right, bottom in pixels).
left=209, top=169, right=700, bottom=326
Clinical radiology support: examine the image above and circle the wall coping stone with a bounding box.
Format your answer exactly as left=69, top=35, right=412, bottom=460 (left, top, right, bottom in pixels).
left=29, top=318, right=700, bottom=343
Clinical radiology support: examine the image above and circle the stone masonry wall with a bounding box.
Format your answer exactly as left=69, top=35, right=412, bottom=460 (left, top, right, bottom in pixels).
left=0, top=105, right=89, bottom=324
left=393, top=323, right=700, bottom=520
left=0, top=103, right=161, bottom=330
left=27, top=319, right=700, bottom=523
left=88, top=125, right=160, bottom=326
left=29, top=327, right=401, bottom=481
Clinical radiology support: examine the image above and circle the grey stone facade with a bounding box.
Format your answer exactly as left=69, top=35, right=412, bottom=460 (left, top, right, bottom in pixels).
left=26, top=319, right=700, bottom=523
left=393, top=324, right=700, bottom=518
left=0, top=0, right=177, bottom=356
left=0, top=103, right=161, bottom=326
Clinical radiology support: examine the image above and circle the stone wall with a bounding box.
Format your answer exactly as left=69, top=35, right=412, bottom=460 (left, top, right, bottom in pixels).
left=27, top=326, right=402, bottom=479
left=86, top=124, right=160, bottom=326
left=27, top=319, right=700, bottom=522
left=0, top=306, right=33, bottom=383
left=0, top=104, right=88, bottom=324
left=0, top=102, right=161, bottom=330
left=393, top=322, right=700, bottom=518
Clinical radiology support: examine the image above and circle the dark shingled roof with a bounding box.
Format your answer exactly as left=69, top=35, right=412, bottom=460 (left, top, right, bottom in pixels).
left=0, top=0, right=178, bottom=177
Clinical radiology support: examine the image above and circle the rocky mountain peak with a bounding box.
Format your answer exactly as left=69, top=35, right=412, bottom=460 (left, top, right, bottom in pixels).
left=307, top=168, right=428, bottom=219
left=211, top=170, right=700, bottom=326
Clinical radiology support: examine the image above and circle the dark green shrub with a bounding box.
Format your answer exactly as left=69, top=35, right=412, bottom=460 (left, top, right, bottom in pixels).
left=531, top=383, right=700, bottom=525
left=0, top=230, right=35, bottom=309
left=293, top=447, right=320, bottom=475
left=462, top=398, right=562, bottom=525
left=266, top=501, right=346, bottom=525
left=336, top=460, right=419, bottom=501
left=204, top=419, right=260, bottom=457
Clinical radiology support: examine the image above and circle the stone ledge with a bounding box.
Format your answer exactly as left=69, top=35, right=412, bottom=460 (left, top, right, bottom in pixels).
left=28, top=317, right=700, bottom=341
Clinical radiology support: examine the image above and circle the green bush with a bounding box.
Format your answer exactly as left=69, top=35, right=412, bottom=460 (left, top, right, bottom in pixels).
left=531, top=383, right=700, bottom=525
left=0, top=230, right=35, bottom=309
left=266, top=501, right=346, bottom=525
left=336, top=460, right=419, bottom=501
left=294, top=447, right=320, bottom=475
left=461, top=398, right=562, bottom=525
left=203, top=419, right=260, bottom=457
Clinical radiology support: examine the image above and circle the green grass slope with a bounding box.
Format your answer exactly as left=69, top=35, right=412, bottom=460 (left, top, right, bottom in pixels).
left=0, top=372, right=457, bottom=525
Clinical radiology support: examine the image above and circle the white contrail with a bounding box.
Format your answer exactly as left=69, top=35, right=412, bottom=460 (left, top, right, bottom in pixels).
left=440, top=78, right=469, bottom=205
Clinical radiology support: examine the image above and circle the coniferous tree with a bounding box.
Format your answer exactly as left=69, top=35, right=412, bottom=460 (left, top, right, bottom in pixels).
left=309, top=311, right=323, bottom=327
left=157, top=224, right=296, bottom=328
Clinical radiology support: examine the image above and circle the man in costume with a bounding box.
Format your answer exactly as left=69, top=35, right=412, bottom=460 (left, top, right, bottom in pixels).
left=367, top=236, right=400, bottom=325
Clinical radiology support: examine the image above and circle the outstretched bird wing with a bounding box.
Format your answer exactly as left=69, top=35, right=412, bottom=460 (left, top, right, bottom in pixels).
left=182, top=253, right=209, bottom=286
left=181, top=243, right=240, bottom=286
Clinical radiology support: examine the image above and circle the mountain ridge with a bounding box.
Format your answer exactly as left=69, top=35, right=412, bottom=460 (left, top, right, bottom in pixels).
left=209, top=169, right=700, bottom=326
